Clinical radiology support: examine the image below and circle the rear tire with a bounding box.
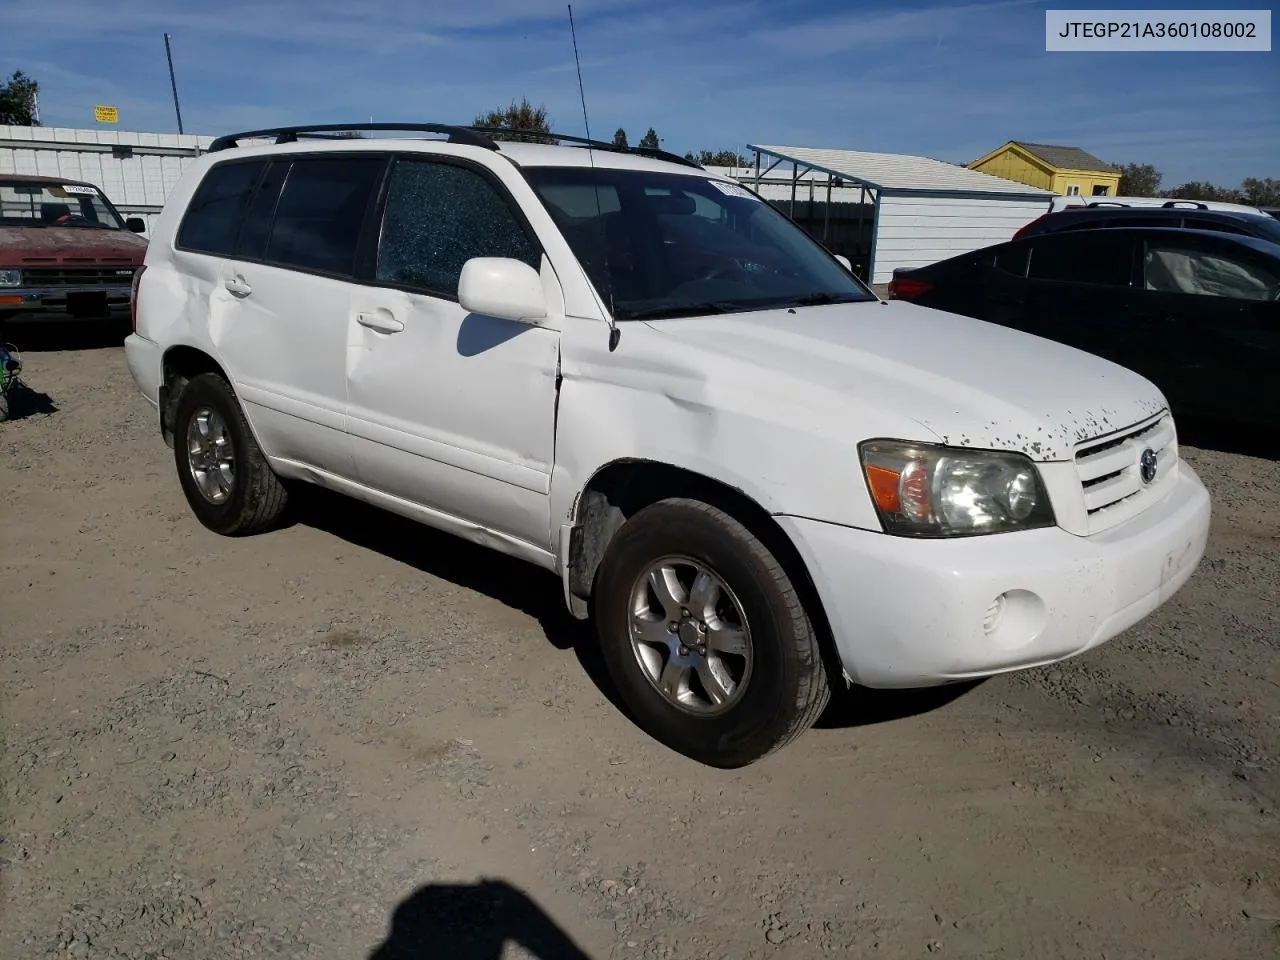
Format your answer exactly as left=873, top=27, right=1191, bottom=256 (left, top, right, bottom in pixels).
left=593, top=497, right=830, bottom=768
left=172, top=372, right=289, bottom=536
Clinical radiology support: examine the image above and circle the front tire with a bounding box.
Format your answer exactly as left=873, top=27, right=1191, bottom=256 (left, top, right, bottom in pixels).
left=172, top=372, right=289, bottom=536
left=594, top=498, right=830, bottom=768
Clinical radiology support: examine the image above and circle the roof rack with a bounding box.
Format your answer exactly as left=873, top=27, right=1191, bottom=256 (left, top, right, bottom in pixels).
left=208, top=123, right=499, bottom=153
left=465, top=126, right=705, bottom=170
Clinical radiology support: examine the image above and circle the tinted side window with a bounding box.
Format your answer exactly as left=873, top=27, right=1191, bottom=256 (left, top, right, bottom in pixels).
left=177, top=160, right=266, bottom=255
left=1144, top=239, right=1280, bottom=301
left=1027, top=232, right=1133, bottom=286
left=265, top=156, right=385, bottom=277
left=376, top=159, right=540, bottom=297
left=992, top=242, right=1030, bottom=277
left=234, top=161, right=287, bottom=260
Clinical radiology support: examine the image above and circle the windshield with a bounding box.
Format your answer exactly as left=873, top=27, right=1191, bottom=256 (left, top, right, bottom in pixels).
left=0, top=181, right=125, bottom=229
left=522, top=166, right=875, bottom=320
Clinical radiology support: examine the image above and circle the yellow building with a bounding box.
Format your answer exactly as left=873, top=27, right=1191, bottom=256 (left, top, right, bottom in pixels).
left=968, top=141, right=1121, bottom=198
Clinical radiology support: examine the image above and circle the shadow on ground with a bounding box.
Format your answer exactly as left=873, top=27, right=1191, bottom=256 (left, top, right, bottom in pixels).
left=293, top=486, right=972, bottom=736
left=814, top=679, right=983, bottom=729
left=1, top=381, right=58, bottom=421
left=368, top=879, right=593, bottom=960
left=1, top=317, right=131, bottom=352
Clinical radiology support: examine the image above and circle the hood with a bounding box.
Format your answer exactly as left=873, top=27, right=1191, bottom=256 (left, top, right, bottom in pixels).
left=0, top=226, right=148, bottom=264
left=643, top=299, right=1168, bottom=461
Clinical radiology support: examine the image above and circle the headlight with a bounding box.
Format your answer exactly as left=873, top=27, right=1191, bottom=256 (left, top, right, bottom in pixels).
left=0, top=269, right=20, bottom=287
left=859, top=440, right=1055, bottom=537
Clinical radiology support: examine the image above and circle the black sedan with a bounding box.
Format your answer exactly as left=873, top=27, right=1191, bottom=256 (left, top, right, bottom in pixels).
left=888, top=227, right=1280, bottom=428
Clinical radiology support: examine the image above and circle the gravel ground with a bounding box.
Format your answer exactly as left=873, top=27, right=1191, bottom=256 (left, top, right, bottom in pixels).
left=2, top=320, right=1278, bottom=960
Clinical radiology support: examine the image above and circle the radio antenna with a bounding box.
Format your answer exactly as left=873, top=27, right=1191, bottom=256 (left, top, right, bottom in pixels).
left=567, top=3, right=619, bottom=350
left=567, top=4, right=592, bottom=141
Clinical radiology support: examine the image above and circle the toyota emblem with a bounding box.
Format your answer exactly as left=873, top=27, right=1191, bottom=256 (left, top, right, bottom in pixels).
left=1139, top=447, right=1158, bottom=485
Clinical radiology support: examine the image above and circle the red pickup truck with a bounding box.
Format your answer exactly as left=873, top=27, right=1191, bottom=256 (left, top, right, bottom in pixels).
left=0, top=174, right=149, bottom=323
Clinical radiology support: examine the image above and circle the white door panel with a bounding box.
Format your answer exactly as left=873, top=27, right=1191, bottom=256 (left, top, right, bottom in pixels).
left=214, top=260, right=356, bottom=475
left=345, top=284, right=559, bottom=547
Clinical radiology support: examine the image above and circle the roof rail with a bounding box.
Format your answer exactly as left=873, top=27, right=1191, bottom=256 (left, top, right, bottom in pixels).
left=1161, top=199, right=1209, bottom=210
left=465, top=126, right=705, bottom=170
left=207, top=123, right=500, bottom=153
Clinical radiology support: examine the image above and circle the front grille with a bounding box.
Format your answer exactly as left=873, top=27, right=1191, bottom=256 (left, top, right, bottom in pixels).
left=20, top=266, right=135, bottom=287
left=1074, top=412, right=1178, bottom=534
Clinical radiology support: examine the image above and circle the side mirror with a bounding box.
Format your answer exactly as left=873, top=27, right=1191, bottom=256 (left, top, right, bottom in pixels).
left=126, top=217, right=147, bottom=233
left=835, top=254, right=852, bottom=272
left=458, top=257, right=547, bottom=324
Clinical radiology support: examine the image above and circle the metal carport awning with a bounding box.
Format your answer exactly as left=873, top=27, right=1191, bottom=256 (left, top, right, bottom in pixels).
left=744, top=144, right=881, bottom=251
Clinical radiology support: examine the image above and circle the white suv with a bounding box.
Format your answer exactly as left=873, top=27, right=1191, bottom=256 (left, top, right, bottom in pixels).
left=125, top=123, right=1211, bottom=768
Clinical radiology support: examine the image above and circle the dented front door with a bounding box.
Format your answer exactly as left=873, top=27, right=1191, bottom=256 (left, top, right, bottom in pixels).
left=343, top=155, right=560, bottom=551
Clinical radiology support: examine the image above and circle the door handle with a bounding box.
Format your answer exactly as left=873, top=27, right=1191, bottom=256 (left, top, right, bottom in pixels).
left=356, top=311, right=405, bottom=334
left=224, top=276, right=252, bottom=297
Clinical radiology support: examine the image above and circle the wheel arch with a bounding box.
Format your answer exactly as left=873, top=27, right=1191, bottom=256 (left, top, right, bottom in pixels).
left=159, top=344, right=235, bottom=448
left=563, top=458, right=844, bottom=685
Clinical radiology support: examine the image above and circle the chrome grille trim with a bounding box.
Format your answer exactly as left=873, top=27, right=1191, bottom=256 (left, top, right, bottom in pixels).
left=19, top=266, right=136, bottom=287
left=1073, top=412, right=1178, bottom=534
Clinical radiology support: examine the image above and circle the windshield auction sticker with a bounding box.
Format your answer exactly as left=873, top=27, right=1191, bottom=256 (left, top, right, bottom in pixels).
left=707, top=180, right=762, bottom=201
left=59, top=185, right=101, bottom=195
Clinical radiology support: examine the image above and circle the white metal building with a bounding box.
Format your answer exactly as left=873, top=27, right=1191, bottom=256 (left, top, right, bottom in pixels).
left=735, top=145, right=1056, bottom=284
left=0, top=125, right=212, bottom=235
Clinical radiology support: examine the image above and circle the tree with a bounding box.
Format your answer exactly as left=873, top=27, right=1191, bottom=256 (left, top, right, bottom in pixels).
left=0, top=70, right=40, bottom=126
left=473, top=97, right=554, bottom=143
left=1160, top=180, right=1241, bottom=203
left=693, top=149, right=748, bottom=167
left=638, top=127, right=660, bottom=150
left=1241, top=177, right=1280, bottom=207
left=1112, top=162, right=1161, bottom=197
left=612, top=128, right=628, bottom=148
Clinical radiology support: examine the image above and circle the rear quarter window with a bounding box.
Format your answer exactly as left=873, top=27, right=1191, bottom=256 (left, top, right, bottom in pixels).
left=176, top=160, right=267, bottom=255
left=1027, top=232, right=1134, bottom=286
left=992, top=242, right=1030, bottom=277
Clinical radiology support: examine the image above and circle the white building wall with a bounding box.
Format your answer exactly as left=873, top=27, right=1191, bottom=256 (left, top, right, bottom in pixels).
left=0, top=125, right=213, bottom=235
left=871, top=194, right=1050, bottom=284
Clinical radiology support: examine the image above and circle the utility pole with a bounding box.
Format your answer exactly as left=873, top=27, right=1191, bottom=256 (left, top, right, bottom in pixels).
left=163, top=33, right=185, bottom=135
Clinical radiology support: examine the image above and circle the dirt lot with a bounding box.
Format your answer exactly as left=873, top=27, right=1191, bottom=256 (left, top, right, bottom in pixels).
left=2, top=321, right=1278, bottom=960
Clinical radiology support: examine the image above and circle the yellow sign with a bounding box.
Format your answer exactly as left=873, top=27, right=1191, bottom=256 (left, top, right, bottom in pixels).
left=94, top=105, right=119, bottom=124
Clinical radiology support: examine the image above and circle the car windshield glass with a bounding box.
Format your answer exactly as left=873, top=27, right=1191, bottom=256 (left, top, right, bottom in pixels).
left=522, top=166, right=875, bottom=320
left=0, top=181, right=124, bottom=229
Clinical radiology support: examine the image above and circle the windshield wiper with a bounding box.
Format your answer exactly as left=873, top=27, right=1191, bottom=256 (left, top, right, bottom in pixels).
left=621, top=301, right=751, bottom=321
left=780, top=292, right=866, bottom=307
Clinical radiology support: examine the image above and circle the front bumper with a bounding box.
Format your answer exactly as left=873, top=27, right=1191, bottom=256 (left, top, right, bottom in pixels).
left=778, top=458, right=1211, bottom=688
left=0, top=284, right=132, bottom=318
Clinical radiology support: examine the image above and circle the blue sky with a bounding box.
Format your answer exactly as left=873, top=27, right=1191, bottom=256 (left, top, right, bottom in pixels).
left=4, top=0, right=1276, bottom=187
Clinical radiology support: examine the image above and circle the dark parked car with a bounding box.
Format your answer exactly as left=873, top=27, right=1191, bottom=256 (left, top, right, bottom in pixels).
left=888, top=227, right=1280, bottom=427
left=1013, top=204, right=1280, bottom=244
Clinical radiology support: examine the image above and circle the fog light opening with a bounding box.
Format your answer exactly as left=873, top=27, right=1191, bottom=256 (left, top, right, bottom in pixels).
left=983, top=595, right=1006, bottom=635
left=983, top=589, right=1047, bottom=651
